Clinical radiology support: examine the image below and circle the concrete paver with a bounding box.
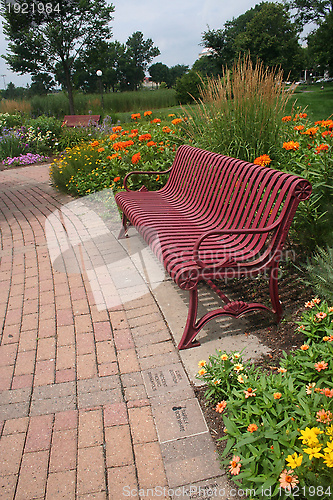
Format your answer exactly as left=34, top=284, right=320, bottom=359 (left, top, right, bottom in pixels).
left=0, top=164, right=266, bottom=499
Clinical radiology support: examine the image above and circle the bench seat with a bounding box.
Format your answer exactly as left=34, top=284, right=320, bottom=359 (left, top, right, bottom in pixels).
left=62, top=115, right=100, bottom=127
left=115, top=145, right=312, bottom=349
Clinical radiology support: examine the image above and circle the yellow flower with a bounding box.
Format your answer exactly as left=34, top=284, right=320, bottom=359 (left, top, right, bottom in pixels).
left=299, top=427, right=323, bottom=446
left=323, top=441, right=333, bottom=454
left=323, top=454, right=333, bottom=467
left=198, top=368, right=206, bottom=376
left=286, top=452, right=303, bottom=469
left=198, top=360, right=206, bottom=367
left=274, top=392, right=282, bottom=400
left=303, top=446, right=324, bottom=460
left=220, top=354, right=228, bottom=361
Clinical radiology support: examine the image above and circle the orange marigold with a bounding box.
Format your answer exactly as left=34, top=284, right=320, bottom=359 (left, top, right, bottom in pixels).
left=315, top=143, right=329, bottom=154
left=138, top=134, right=152, bottom=142
left=282, top=116, right=292, bottom=122
left=131, top=152, right=141, bottom=164
left=294, top=125, right=305, bottom=132
left=253, top=154, right=272, bottom=167
left=112, top=126, right=122, bottom=132
left=283, top=141, right=300, bottom=151
left=131, top=113, right=141, bottom=120
left=172, top=118, right=182, bottom=125
left=114, top=176, right=121, bottom=182
left=144, top=110, right=152, bottom=116
left=303, top=127, right=318, bottom=136
left=247, top=423, right=258, bottom=433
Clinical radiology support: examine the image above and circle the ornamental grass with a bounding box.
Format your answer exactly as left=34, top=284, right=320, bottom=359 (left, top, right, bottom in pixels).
left=182, top=54, right=293, bottom=162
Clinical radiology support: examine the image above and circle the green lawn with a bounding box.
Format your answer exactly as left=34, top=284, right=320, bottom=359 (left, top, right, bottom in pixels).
left=287, top=82, right=333, bottom=121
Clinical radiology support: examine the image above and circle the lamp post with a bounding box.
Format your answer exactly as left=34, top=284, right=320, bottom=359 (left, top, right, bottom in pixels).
left=96, top=69, right=104, bottom=110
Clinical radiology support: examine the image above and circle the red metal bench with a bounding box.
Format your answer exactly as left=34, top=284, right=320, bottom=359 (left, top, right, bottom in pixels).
left=62, top=115, right=100, bottom=127
left=115, top=145, right=312, bottom=350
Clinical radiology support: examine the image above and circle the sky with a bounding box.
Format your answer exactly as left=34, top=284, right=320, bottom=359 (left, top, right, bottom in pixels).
left=0, top=0, right=287, bottom=89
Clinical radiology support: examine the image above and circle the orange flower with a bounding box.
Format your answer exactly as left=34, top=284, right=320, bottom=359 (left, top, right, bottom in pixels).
left=244, top=388, right=256, bottom=398
left=316, top=311, right=327, bottom=320
left=320, top=388, right=333, bottom=398
left=315, top=143, right=329, bottom=154
left=131, top=113, right=141, bottom=120
left=107, top=153, right=119, bottom=160
left=151, top=118, right=161, bottom=123
left=300, top=344, right=309, bottom=351
left=172, top=118, right=182, bottom=125
left=144, top=110, right=152, bottom=116
left=113, top=140, right=134, bottom=151
left=90, top=140, right=99, bottom=147
left=147, top=141, right=157, bottom=147
left=283, top=141, right=299, bottom=151
left=114, top=176, right=121, bottom=182
left=163, top=126, right=171, bottom=133
left=314, top=361, right=328, bottom=372
left=253, top=154, right=272, bottom=167
left=109, top=133, right=119, bottom=141
left=138, top=134, right=152, bottom=142
left=97, top=147, right=105, bottom=152
left=131, top=152, right=141, bottom=164
left=112, top=126, right=122, bottom=132
left=274, top=392, right=282, bottom=399
left=247, top=423, right=258, bottom=433
left=303, top=127, right=318, bottom=136
left=294, top=125, right=304, bottom=132
left=282, top=116, right=292, bottom=122
left=215, top=401, right=227, bottom=413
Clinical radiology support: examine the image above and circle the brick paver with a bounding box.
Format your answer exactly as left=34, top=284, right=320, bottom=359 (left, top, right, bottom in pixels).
left=0, top=165, right=229, bottom=500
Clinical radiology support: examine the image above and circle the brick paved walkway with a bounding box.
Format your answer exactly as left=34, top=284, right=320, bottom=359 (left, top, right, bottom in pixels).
left=0, top=165, right=234, bottom=500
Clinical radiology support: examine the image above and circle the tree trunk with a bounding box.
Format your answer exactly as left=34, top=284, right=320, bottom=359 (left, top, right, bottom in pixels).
left=63, top=61, right=75, bottom=115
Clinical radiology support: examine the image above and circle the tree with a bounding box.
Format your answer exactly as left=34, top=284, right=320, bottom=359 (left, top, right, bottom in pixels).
left=30, top=73, right=55, bottom=96
left=285, top=0, right=332, bottom=28
left=149, top=62, right=169, bottom=87
left=175, top=70, right=204, bottom=104
left=201, top=2, right=303, bottom=79
left=307, top=11, right=333, bottom=75
left=120, top=32, right=160, bottom=90
left=1, top=0, right=114, bottom=114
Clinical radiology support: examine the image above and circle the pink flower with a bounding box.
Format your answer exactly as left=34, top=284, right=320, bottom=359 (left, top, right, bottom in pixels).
left=314, top=361, right=328, bottom=372
left=229, top=455, right=241, bottom=475
left=316, top=409, right=333, bottom=423
left=279, top=469, right=299, bottom=491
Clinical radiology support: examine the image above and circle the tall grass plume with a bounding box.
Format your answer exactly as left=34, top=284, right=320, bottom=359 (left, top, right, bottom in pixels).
left=183, top=55, right=294, bottom=162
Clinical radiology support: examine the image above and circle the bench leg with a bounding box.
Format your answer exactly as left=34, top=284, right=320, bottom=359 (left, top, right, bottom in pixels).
left=269, top=265, right=283, bottom=322
left=118, top=213, right=130, bottom=239
left=178, top=288, right=201, bottom=350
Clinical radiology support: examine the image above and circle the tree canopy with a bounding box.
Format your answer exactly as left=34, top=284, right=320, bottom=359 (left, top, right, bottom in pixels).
left=1, top=0, right=115, bottom=113
left=201, top=2, right=303, bottom=79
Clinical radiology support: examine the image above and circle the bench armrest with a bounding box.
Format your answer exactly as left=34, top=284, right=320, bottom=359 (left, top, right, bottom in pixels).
left=193, top=222, right=281, bottom=269
left=123, top=167, right=172, bottom=191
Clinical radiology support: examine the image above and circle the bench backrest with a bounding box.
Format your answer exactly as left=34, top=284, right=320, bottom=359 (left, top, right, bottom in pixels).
left=62, top=115, right=100, bottom=127
left=161, top=145, right=312, bottom=256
